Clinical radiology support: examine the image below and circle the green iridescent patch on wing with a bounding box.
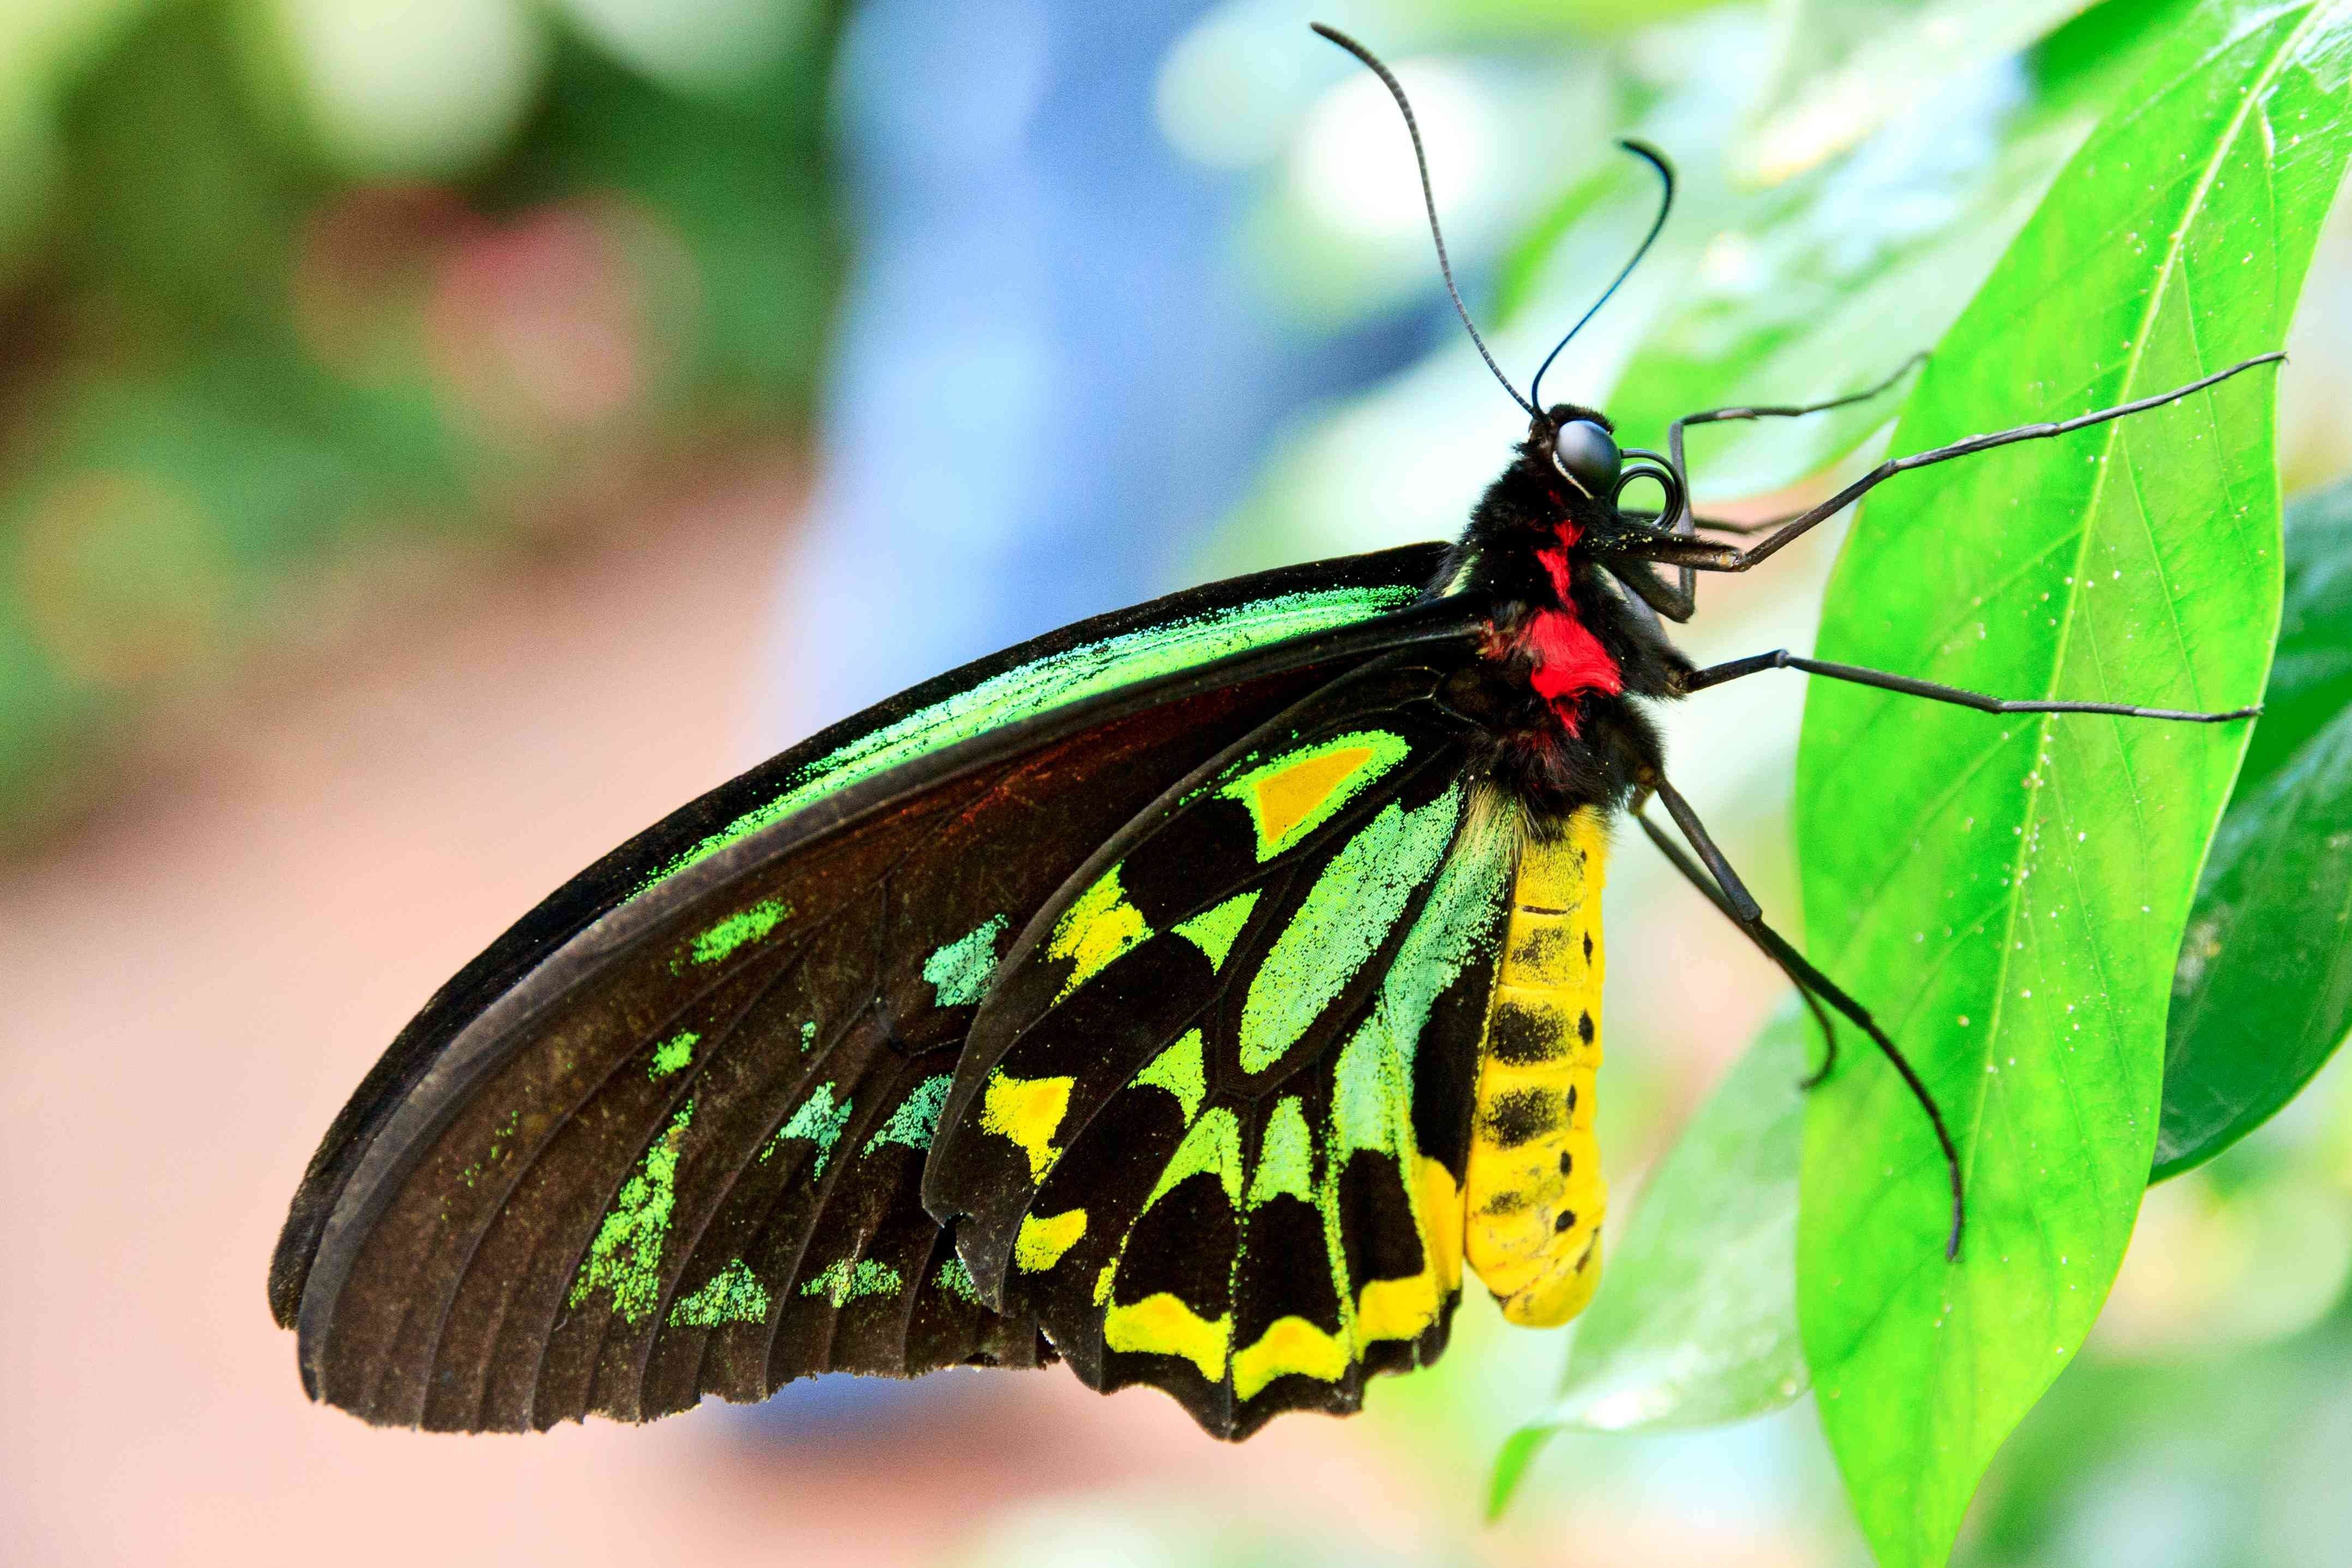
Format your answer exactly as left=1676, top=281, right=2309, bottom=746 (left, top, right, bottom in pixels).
left=909, top=661, right=1506, bottom=1430
left=764, top=1081, right=851, bottom=1177
left=923, top=914, right=1008, bottom=1007
left=667, top=1258, right=769, bottom=1327
left=862, top=1073, right=954, bottom=1157
left=1146, top=1106, right=1246, bottom=1209
left=1132, top=1029, right=1208, bottom=1122
left=935, top=1254, right=982, bottom=1304
left=449, top=1109, right=520, bottom=1198
left=1173, top=890, right=1260, bottom=972
left=1331, top=804, right=1513, bottom=1160
left=1237, top=782, right=1464, bottom=1074
left=1076, top=804, right=1509, bottom=1397
left=1216, top=729, right=1415, bottom=862
left=647, top=1030, right=699, bottom=1080
left=569, top=1101, right=693, bottom=1324
left=687, top=898, right=790, bottom=966
left=801, top=1257, right=902, bottom=1307
left=1323, top=806, right=1513, bottom=1343
left=1246, top=1098, right=1315, bottom=1208
left=640, top=583, right=1421, bottom=891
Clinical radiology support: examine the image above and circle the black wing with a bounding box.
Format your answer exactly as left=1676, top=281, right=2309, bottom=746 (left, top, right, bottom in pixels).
left=274, top=545, right=1478, bottom=1428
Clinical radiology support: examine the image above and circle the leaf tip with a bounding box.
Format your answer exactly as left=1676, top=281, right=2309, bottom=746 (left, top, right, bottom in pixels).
left=1485, top=1426, right=1554, bottom=1524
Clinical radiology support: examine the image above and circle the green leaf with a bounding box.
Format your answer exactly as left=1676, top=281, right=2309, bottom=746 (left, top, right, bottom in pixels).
left=2147, top=480, right=2352, bottom=1178
left=1611, top=0, right=2187, bottom=500
left=1487, top=1004, right=1812, bottom=1519
left=1791, top=4, right=2352, bottom=1565
left=1483, top=1425, right=1551, bottom=1525
left=1485, top=481, right=2352, bottom=1511
left=1495, top=160, right=1625, bottom=327
left=2237, top=475, right=2352, bottom=793
left=2156, top=712, right=2352, bottom=1179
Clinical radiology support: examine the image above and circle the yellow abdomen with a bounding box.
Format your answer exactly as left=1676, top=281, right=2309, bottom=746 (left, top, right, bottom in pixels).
left=1463, top=810, right=1608, bottom=1327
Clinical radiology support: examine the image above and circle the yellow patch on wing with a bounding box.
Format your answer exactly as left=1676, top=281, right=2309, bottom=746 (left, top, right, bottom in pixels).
left=1356, top=1268, right=1444, bottom=1344
left=1345, top=1156, right=1464, bottom=1345
left=1217, top=730, right=1412, bottom=861
left=979, top=1070, right=1074, bottom=1182
left=1103, top=1292, right=1231, bottom=1383
left=1246, top=745, right=1373, bottom=845
left=1046, top=865, right=1152, bottom=1001
left=1417, top=1155, right=1464, bottom=1294
left=1012, top=1207, right=1088, bottom=1272
left=1232, top=1315, right=1351, bottom=1401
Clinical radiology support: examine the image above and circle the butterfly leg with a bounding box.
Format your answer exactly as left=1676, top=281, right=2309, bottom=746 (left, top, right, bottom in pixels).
left=1612, top=356, right=1930, bottom=624
left=1639, top=776, right=1966, bottom=1260
left=1634, top=806, right=1841, bottom=1088
left=1681, top=648, right=2261, bottom=723
left=1664, top=351, right=1929, bottom=525
left=1605, top=351, right=2285, bottom=582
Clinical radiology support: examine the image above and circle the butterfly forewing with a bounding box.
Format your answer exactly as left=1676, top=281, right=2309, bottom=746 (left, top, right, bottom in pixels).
left=286, top=549, right=1477, bottom=1431
left=926, top=651, right=1519, bottom=1437
left=271, top=544, right=1451, bottom=1334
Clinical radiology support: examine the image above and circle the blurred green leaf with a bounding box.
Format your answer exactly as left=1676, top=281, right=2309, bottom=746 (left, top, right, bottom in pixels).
left=63, top=2, right=306, bottom=332
left=1792, top=4, right=2352, bottom=1564
left=0, top=0, right=840, bottom=845
left=1609, top=0, right=2183, bottom=500
left=2239, top=475, right=2352, bottom=791
left=2157, top=714, right=2352, bottom=1180
left=2154, top=478, right=2352, bottom=1182
left=510, top=35, right=837, bottom=403
left=1489, top=1004, right=1810, bottom=1518
left=1742, top=0, right=2102, bottom=185
left=1495, top=159, right=1621, bottom=326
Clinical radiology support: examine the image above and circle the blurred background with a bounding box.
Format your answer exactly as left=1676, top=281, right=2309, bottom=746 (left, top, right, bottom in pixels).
left=5, top=1, right=2352, bottom=1564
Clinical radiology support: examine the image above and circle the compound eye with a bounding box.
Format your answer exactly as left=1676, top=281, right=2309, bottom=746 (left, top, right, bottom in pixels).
left=1551, top=419, right=1621, bottom=496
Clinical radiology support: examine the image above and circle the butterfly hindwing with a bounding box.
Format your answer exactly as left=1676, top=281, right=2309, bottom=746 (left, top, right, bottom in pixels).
left=926, top=650, right=1519, bottom=1437
left=284, top=549, right=1480, bottom=1430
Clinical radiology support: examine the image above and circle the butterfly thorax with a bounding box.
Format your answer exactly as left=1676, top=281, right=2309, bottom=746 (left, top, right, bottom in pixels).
left=1433, top=408, right=1690, bottom=828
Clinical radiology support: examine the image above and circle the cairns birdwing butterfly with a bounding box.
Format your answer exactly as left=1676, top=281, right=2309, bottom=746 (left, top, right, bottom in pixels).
left=271, top=25, right=2272, bottom=1440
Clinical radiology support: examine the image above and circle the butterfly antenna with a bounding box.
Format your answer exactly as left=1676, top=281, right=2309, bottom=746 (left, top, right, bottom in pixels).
left=1527, top=140, right=1674, bottom=414
left=1312, top=22, right=1536, bottom=420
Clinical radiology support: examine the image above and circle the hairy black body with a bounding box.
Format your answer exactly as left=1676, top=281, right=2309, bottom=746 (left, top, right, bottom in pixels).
left=1434, top=404, right=1686, bottom=829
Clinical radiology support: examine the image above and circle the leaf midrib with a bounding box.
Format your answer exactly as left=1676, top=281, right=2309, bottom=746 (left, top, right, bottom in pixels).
left=1956, top=0, right=2320, bottom=1194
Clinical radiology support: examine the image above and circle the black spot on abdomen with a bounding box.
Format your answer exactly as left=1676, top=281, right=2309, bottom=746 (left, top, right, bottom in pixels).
left=1480, top=1088, right=1560, bottom=1150
left=1488, top=1000, right=1565, bottom=1064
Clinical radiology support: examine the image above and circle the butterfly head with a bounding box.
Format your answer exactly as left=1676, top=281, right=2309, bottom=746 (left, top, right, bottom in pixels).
left=1504, top=403, right=1686, bottom=554
left=1546, top=411, right=1621, bottom=499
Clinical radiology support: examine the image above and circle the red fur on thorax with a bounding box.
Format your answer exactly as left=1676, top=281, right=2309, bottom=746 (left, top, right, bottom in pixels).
left=1525, top=535, right=1621, bottom=733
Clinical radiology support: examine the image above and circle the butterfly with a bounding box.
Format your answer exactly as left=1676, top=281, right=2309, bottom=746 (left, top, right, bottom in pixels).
left=268, top=25, right=2273, bottom=1441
